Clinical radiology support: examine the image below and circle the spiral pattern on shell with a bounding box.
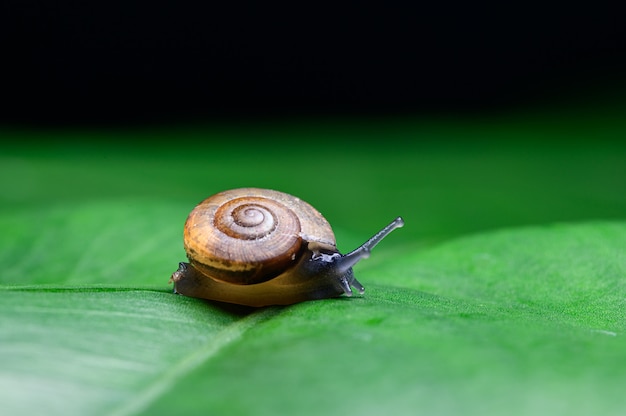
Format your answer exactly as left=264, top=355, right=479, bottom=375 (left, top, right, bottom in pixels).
left=183, top=188, right=336, bottom=285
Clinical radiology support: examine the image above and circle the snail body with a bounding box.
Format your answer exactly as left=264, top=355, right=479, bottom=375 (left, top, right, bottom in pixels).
left=170, top=188, right=403, bottom=307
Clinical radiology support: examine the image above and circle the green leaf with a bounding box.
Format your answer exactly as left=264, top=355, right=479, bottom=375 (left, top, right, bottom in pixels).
left=1, top=115, right=625, bottom=415
left=2, top=201, right=624, bottom=415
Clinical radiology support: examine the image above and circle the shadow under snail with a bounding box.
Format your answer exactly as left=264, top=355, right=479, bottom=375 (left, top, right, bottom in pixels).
left=170, top=188, right=404, bottom=307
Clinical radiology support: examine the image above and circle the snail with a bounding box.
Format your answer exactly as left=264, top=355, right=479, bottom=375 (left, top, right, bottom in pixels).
left=170, top=188, right=404, bottom=307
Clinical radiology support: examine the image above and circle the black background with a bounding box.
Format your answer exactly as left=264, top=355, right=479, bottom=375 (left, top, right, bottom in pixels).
left=2, top=2, right=626, bottom=125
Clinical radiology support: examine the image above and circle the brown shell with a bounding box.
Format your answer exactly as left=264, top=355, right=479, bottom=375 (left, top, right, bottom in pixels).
left=183, top=188, right=336, bottom=285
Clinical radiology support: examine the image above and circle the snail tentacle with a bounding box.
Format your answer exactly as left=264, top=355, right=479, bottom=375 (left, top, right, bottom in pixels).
left=335, top=216, right=405, bottom=275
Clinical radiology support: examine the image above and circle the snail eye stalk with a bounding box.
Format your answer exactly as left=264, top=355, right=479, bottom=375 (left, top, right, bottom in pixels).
left=335, top=217, right=405, bottom=274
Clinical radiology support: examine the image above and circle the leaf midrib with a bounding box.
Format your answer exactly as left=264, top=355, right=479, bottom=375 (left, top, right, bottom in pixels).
left=108, top=305, right=282, bottom=416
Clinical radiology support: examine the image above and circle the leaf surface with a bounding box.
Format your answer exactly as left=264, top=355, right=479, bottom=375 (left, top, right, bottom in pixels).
left=1, top=117, right=625, bottom=415
left=2, top=202, right=624, bottom=415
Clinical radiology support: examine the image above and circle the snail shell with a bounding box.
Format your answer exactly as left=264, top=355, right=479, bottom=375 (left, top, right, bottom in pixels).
left=170, top=188, right=403, bottom=307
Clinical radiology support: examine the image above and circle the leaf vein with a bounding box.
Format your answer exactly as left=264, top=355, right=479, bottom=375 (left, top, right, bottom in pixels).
left=108, top=306, right=282, bottom=416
